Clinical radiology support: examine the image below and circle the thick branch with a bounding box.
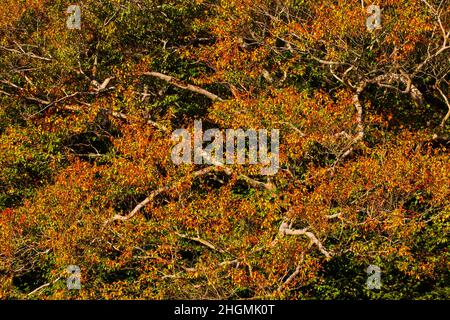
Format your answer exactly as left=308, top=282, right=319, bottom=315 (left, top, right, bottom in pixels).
left=353, top=81, right=366, bottom=142
left=279, top=219, right=332, bottom=259
left=27, top=276, right=61, bottom=296
left=0, top=43, right=53, bottom=62
left=104, top=166, right=217, bottom=225
left=104, top=161, right=273, bottom=225
left=198, top=149, right=274, bottom=190
left=277, top=254, right=305, bottom=292
left=142, top=71, right=224, bottom=102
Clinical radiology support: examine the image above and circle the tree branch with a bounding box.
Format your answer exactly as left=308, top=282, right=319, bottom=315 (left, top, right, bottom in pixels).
left=175, top=232, right=225, bottom=254
left=27, top=276, right=61, bottom=296
left=279, top=219, right=332, bottom=259
left=277, top=253, right=305, bottom=292
left=142, top=71, right=224, bottom=102
left=435, top=84, right=450, bottom=127
left=0, top=43, right=53, bottom=62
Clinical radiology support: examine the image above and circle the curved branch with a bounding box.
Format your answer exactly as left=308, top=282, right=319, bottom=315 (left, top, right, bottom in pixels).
left=104, top=166, right=217, bottom=225
left=279, top=219, right=332, bottom=259
left=435, top=84, right=450, bottom=127
left=142, top=71, right=224, bottom=102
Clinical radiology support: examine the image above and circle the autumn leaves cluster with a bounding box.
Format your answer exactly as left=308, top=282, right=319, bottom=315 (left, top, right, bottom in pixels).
left=0, top=0, right=449, bottom=299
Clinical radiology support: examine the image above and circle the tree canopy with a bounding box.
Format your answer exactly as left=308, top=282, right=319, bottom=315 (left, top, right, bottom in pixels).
left=0, top=0, right=449, bottom=299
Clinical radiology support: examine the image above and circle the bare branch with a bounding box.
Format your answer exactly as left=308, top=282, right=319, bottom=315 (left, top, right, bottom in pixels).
left=142, top=71, right=224, bottom=102
left=279, top=219, right=332, bottom=259
left=436, top=84, right=450, bottom=127
left=370, top=73, right=424, bottom=105
left=104, top=159, right=273, bottom=225
left=277, top=253, right=305, bottom=292
left=175, top=232, right=225, bottom=254
left=326, top=213, right=342, bottom=219
left=278, top=121, right=306, bottom=137
left=27, top=276, right=61, bottom=296
left=0, top=44, right=53, bottom=62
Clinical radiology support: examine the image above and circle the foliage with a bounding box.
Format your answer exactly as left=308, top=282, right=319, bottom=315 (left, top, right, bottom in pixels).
left=0, top=0, right=449, bottom=299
